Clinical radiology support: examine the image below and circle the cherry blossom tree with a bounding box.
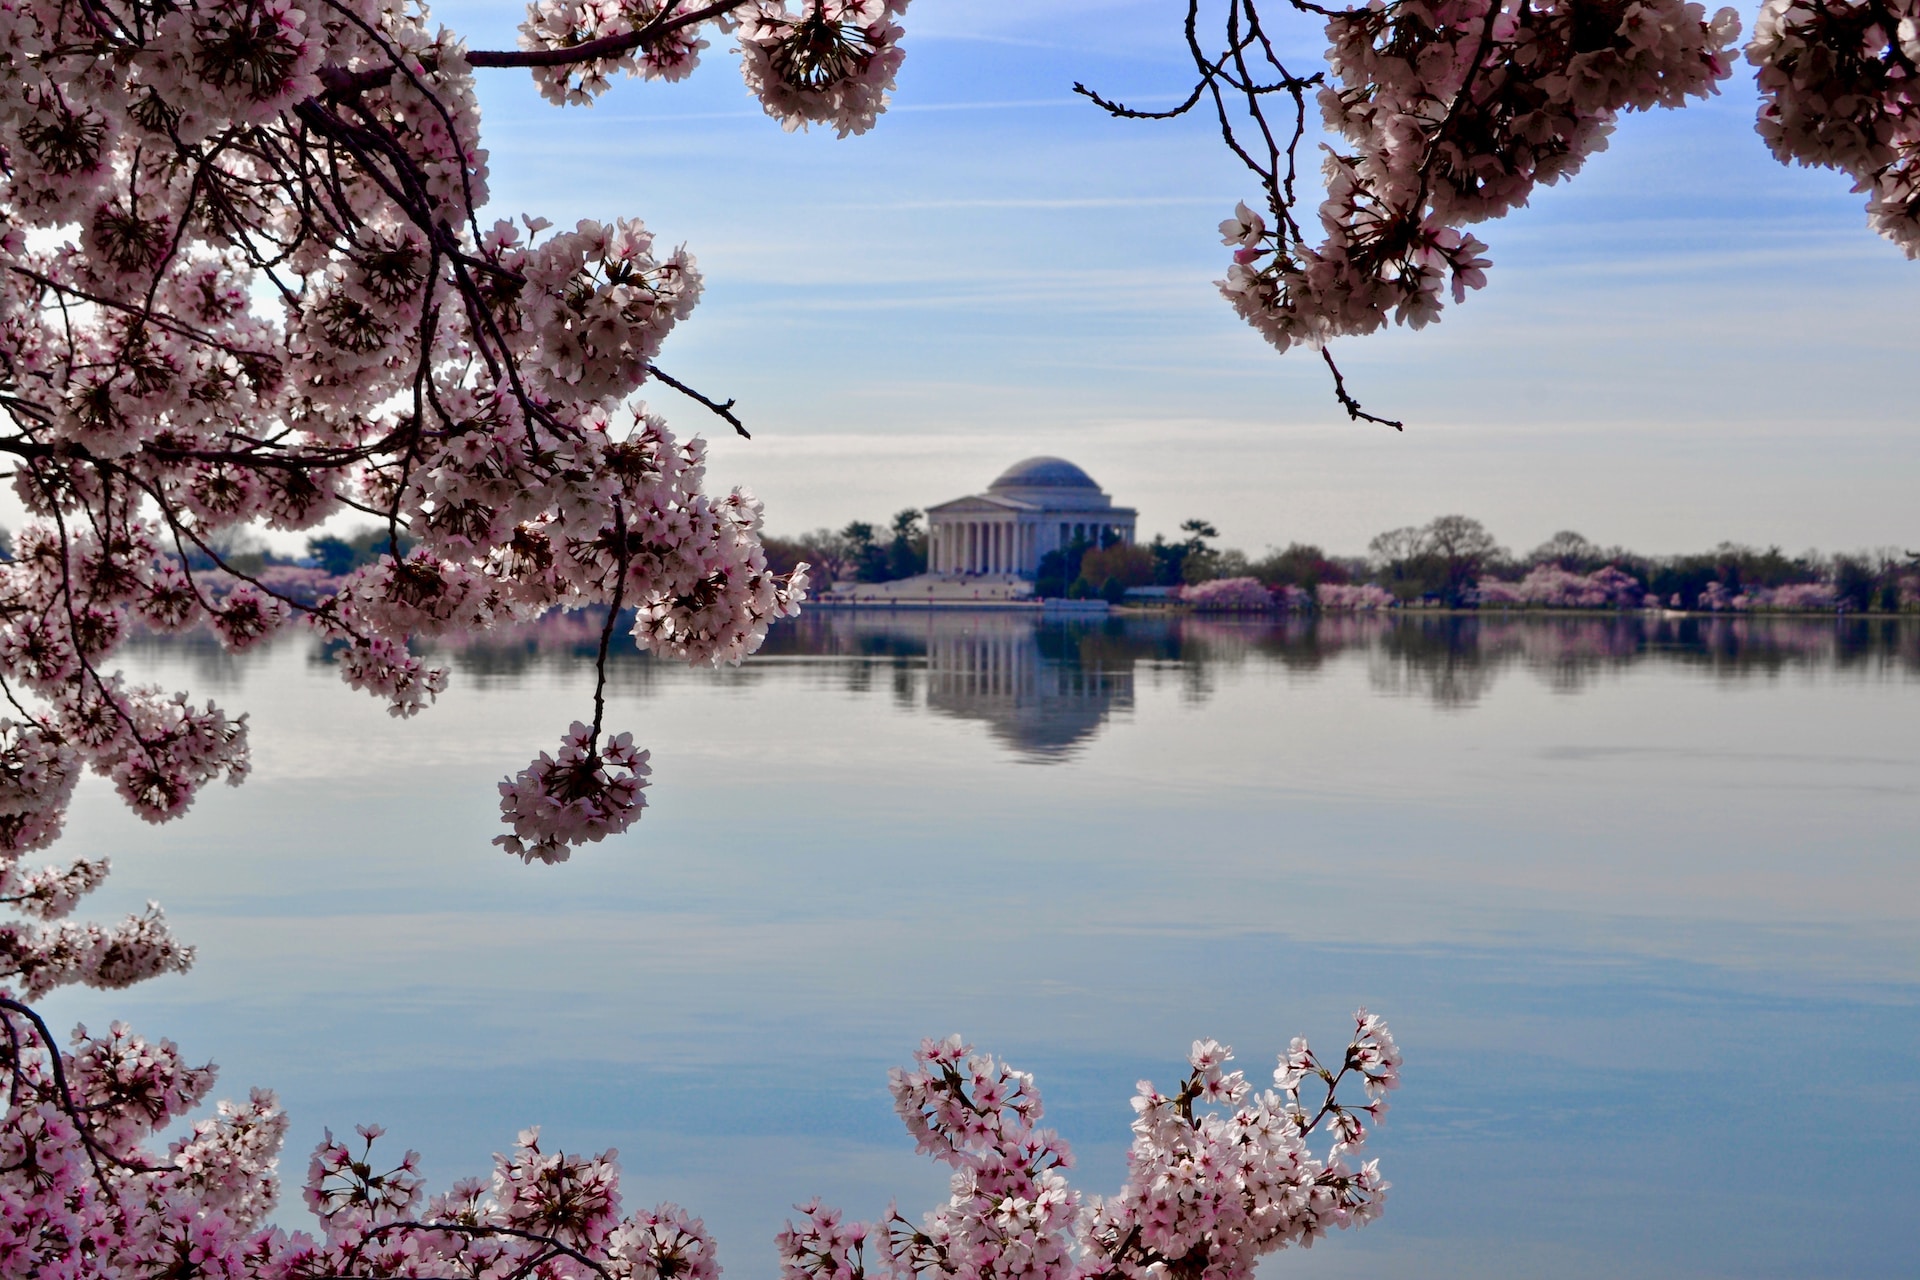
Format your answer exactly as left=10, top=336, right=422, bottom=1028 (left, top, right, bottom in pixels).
left=1181, top=575, right=1281, bottom=610
left=0, top=0, right=855, bottom=875
left=1473, top=564, right=1645, bottom=607
left=1316, top=582, right=1396, bottom=610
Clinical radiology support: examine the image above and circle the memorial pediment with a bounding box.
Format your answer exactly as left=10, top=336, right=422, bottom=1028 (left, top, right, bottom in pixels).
left=927, top=495, right=1028, bottom=514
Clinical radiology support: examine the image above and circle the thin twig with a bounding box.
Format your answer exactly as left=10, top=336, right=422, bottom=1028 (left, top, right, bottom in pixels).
left=648, top=364, right=750, bottom=438
left=1320, top=348, right=1403, bottom=430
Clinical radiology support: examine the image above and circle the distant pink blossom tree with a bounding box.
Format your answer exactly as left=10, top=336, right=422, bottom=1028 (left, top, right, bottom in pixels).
left=1472, top=566, right=1645, bottom=608
left=1694, top=580, right=1845, bottom=611
left=1181, top=577, right=1278, bottom=611
left=1316, top=583, right=1396, bottom=611
left=1733, top=581, right=1840, bottom=610
left=1274, top=582, right=1315, bottom=611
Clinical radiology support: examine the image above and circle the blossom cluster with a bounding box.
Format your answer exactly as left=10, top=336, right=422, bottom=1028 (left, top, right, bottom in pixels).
left=520, top=0, right=718, bottom=104
left=0, top=0, right=850, bottom=861
left=1693, top=580, right=1843, bottom=610
left=1748, top=0, right=1920, bottom=252
left=497, top=722, right=652, bottom=864
left=517, top=0, right=913, bottom=136
left=0, top=1005, right=286, bottom=1278
left=780, top=1013, right=1400, bottom=1280
left=1181, top=577, right=1282, bottom=612
left=0, top=999, right=721, bottom=1280
left=0, top=999, right=1398, bottom=1280
left=0, top=721, right=194, bottom=1003
left=1218, top=0, right=1741, bottom=351
left=1473, top=565, right=1646, bottom=608
left=1315, top=583, right=1398, bottom=612
left=738, top=1, right=911, bottom=136
left=1184, top=579, right=1407, bottom=612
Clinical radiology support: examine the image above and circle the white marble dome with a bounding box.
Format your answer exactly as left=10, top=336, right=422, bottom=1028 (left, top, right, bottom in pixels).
left=989, top=457, right=1101, bottom=493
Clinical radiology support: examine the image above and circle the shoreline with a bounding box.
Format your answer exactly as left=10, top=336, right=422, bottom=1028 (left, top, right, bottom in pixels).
left=805, top=599, right=1920, bottom=619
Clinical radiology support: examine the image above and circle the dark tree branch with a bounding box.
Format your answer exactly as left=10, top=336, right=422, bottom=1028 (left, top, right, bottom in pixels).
left=648, top=364, right=750, bottom=438
left=1076, top=0, right=1409, bottom=428
left=1321, top=347, right=1402, bottom=430
left=465, top=0, right=744, bottom=68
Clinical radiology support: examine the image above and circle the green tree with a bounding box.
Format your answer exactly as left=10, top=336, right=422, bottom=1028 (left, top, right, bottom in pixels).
left=1149, top=519, right=1219, bottom=586
left=887, top=509, right=928, bottom=579
left=843, top=521, right=892, bottom=582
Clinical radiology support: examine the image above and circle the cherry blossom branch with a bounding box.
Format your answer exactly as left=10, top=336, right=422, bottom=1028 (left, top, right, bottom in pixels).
left=466, top=0, right=745, bottom=68
left=590, top=500, right=629, bottom=742
left=1077, top=0, right=1405, bottom=425
left=1322, top=348, right=1404, bottom=431
left=340, top=1220, right=618, bottom=1280
left=649, top=363, right=751, bottom=438
left=0, top=996, right=164, bottom=1184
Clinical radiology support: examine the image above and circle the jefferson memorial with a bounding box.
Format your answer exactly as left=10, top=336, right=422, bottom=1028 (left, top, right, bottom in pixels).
left=926, top=457, right=1138, bottom=577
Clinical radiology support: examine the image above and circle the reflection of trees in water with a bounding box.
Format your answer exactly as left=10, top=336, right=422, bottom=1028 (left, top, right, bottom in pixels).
left=1366, top=613, right=1920, bottom=705
left=1160, top=615, right=1345, bottom=702
left=1368, top=615, right=1516, bottom=708
left=120, top=628, right=262, bottom=689
left=1482, top=616, right=1642, bottom=697
left=416, top=610, right=663, bottom=694
left=126, top=611, right=1920, bottom=753
left=1664, top=615, right=1920, bottom=681
left=361, top=609, right=1920, bottom=719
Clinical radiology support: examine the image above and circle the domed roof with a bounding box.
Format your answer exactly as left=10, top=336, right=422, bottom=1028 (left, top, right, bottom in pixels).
left=988, top=457, right=1101, bottom=492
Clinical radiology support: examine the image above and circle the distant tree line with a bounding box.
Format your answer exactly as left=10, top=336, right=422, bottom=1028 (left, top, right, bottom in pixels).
left=1338, top=518, right=1918, bottom=612
left=766, top=511, right=1919, bottom=613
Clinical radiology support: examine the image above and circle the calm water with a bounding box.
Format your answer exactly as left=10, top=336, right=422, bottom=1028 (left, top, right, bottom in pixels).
left=44, top=611, right=1920, bottom=1280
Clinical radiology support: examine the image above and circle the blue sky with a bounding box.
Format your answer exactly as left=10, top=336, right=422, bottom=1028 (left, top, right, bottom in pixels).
left=443, top=0, right=1916, bottom=558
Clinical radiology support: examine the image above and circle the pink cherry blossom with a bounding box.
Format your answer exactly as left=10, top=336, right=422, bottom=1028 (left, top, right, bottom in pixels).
left=785, top=1015, right=1400, bottom=1280
left=1, top=967, right=1399, bottom=1280
left=738, top=0, right=912, bottom=137
left=1472, top=566, right=1646, bottom=608
left=1316, top=583, right=1397, bottom=611
left=1181, top=577, right=1277, bottom=612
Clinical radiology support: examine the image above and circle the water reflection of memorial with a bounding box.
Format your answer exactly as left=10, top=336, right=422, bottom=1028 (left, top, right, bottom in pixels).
left=923, top=615, right=1133, bottom=759
left=777, top=611, right=1171, bottom=760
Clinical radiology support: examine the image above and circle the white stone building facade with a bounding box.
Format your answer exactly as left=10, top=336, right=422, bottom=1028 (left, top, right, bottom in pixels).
left=926, top=458, right=1137, bottom=577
